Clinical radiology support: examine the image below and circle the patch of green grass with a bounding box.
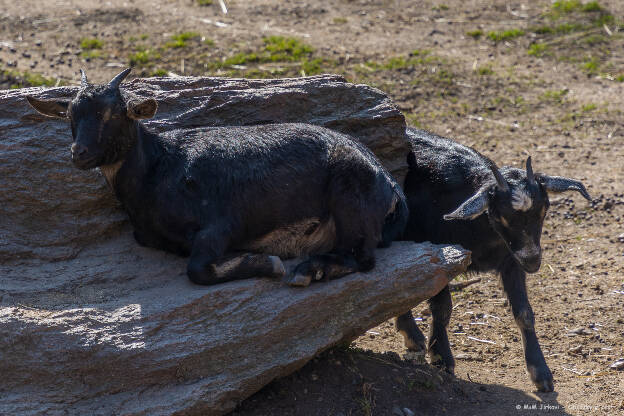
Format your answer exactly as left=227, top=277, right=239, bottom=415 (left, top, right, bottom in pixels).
left=541, top=89, right=569, bottom=103
left=300, top=58, right=324, bottom=75
left=477, top=65, right=494, bottom=75
left=203, top=38, right=215, bottom=47
left=556, top=22, right=587, bottom=33
left=411, top=49, right=431, bottom=56
left=582, top=57, right=600, bottom=73
left=80, top=50, right=103, bottom=59
left=166, top=31, right=200, bottom=48
left=129, top=47, right=161, bottom=66
left=384, top=56, right=410, bottom=70
left=532, top=25, right=554, bottom=34
left=433, top=68, right=454, bottom=86
left=220, top=52, right=259, bottom=66
left=548, top=1, right=612, bottom=24
left=532, top=22, right=586, bottom=34
left=552, top=0, right=582, bottom=13
left=581, top=1, right=602, bottom=12
left=333, top=17, right=348, bottom=24
left=616, top=74, right=624, bottom=82
left=2, top=68, right=60, bottom=88
left=466, top=29, right=483, bottom=38
left=382, top=50, right=435, bottom=70
left=197, top=0, right=213, bottom=5
left=592, top=13, right=614, bottom=26
left=80, top=38, right=104, bottom=50
left=432, top=4, right=449, bottom=11
left=80, top=37, right=104, bottom=58
left=488, top=29, right=524, bottom=42
left=208, top=36, right=316, bottom=74
left=528, top=43, right=548, bottom=56
left=583, top=34, right=608, bottom=45
left=582, top=103, right=597, bottom=111
left=150, top=69, right=169, bottom=77
left=263, top=36, right=313, bottom=61
left=24, top=72, right=58, bottom=87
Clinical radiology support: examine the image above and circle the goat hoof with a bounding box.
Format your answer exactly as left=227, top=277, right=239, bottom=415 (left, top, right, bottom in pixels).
left=431, top=360, right=455, bottom=375
left=287, top=272, right=312, bottom=287
left=269, top=256, right=286, bottom=278
left=529, top=365, right=554, bottom=392
left=535, top=378, right=554, bottom=393
left=404, top=338, right=426, bottom=353
left=429, top=353, right=455, bottom=375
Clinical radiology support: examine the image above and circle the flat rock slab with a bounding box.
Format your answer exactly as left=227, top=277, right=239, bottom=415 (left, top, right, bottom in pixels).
left=0, top=76, right=469, bottom=415
left=1, top=240, right=469, bottom=416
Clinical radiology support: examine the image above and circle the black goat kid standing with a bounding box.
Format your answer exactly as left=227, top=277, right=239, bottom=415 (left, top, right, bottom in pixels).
left=27, top=69, right=407, bottom=286
left=397, top=128, right=591, bottom=392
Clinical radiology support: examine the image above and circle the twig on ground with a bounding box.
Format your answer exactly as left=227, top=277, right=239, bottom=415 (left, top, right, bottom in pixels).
left=467, top=336, right=496, bottom=345
left=561, top=366, right=583, bottom=375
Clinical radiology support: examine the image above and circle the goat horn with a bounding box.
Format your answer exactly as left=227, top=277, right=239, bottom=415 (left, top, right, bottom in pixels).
left=107, top=68, right=132, bottom=90
left=526, top=156, right=536, bottom=186
left=79, top=69, right=89, bottom=87
left=490, top=164, right=510, bottom=193
left=538, top=175, right=592, bottom=201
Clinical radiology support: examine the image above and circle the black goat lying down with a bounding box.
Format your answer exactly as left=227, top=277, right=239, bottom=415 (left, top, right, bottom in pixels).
left=397, top=127, right=590, bottom=392
left=27, top=69, right=407, bottom=286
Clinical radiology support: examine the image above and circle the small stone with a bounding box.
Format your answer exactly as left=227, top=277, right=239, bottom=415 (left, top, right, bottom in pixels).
left=568, top=345, right=583, bottom=354
left=403, top=408, right=415, bottom=416
left=392, top=405, right=405, bottom=416
left=610, top=359, right=624, bottom=370
left=567, top=327, right=592, bottom=336
left=618, top=233, right=624, bottom=243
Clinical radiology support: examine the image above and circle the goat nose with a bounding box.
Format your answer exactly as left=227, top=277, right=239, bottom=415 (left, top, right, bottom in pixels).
left=71, top=143, right=87, bottom=157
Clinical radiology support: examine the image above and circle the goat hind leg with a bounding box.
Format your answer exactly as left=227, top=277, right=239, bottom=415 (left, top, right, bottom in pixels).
left=396, top=310, right=427, bottom=352
left=188, top=226, right=285, bottom=285
left=427, top=285, right=455, bottom=374
left=287, top=252, right=360, bottom=287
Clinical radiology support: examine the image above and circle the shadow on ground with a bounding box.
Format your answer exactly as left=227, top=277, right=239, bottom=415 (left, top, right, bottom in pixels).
left=233, top=347, right=569, bottom=416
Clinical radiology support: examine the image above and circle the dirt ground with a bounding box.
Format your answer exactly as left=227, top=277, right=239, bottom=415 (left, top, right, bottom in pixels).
left=2, top=0, right=623, bottom=414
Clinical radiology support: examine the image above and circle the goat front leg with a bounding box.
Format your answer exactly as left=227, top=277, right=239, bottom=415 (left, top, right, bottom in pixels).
left=187, top=226, right=285, bottom=285
left=501, top=257, right=554, bottom=392
left=427, top=284, right=454, bottom=373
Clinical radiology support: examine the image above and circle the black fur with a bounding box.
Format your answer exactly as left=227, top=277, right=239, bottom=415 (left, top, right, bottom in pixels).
left=397, top=127, right=590, bottom=393
left=26, top=69, right=407, bottom=287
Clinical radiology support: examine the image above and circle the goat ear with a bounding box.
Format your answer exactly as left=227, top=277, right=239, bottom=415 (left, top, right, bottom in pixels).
left=536, top=174, right=591, bottom=201
left=127, top=98, right=157, bottom=120
left=26, top=96, right=70, bottom=119
left=443, top=188, right=490, bottom=221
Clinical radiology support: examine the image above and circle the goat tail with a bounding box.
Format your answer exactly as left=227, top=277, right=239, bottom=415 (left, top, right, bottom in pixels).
left=380, top=186, right=409, bottom=248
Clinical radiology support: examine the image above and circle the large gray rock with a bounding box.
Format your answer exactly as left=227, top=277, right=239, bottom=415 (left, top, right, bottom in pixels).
left=0, top=76, right=469, bottom=415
